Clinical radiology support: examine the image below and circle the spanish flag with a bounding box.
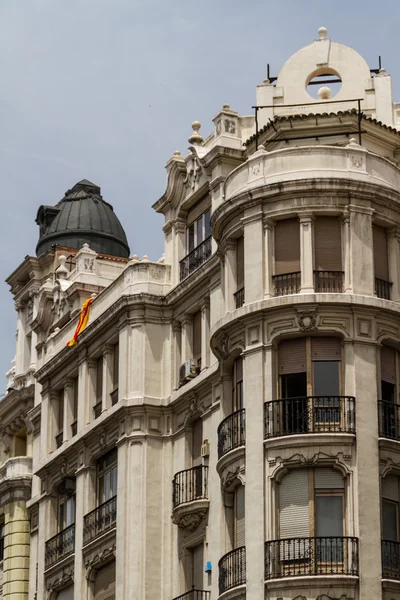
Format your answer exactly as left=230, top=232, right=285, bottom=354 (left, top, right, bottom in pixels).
left=67, top=298, right=94, bottom=347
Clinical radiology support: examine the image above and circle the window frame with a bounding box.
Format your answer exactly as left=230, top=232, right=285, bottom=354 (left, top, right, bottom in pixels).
left=186, top=210, right=211, bottom=253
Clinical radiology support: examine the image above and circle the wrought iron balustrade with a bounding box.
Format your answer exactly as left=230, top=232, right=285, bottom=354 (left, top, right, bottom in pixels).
left=272, top=272, right=301, bottom=296
left=55, top=432, right=63, bottom=449
left=172, top=590, right=210, bottom=600
left=264, top=396, right=356, bottom=439
left=83, top=496, right=117, bottom=544
left=314, top=270, right=344, bottom=293
left=219, top=547, right=246, bottom=594
left=93, top=401, right=102, bottom=419
left=45, top=524, right=75, bottom=569
left=376, top=277, right=392, bottom=300
left=111, top=388, right=119, bottom=406
left=172, top=465, right=208, bottom=508
left=378, top=400, right=400, bottom=440
left=382, top=540, right=400, bottom=579
left=234, top=287, right=245, bottom=309
left=71, top=421, right=77, bottom=437
left=180, top=237, right=212, bottom=281
left=265, top=537, right=359, bottom=579
left=217, top=409, right=246, bottom=459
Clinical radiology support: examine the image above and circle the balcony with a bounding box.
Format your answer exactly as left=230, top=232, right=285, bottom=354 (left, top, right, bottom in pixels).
left=379, top=401, right=400, bottom=440
left=234, top=288, right=245, bottom=309
left=382, top=540, right=400, bottom=580
left=45, top=524, right=75, bottom=569
left=376, top=277, right=392, bottom=300
left=265, top=537, right=359, bottom=579
left=93, top=401, right=102, bottom=419
left=0, top=456, right=32, bottom=483
left=264, top=396, right=356, bottom=439
left=172, top=466, right=209, bottom=531
left=314, top=270, right=344, bottom=293
left=180, top=237, right=212, bottom=281
left=83, top=496, right=117, bottom=545
left=272, top=272, right=301, bottom=296
left=218, top=409, right=246, bottom=459
left=173, top=591, right=210, bottom=600
left=219, top=547, right=246, bottom=595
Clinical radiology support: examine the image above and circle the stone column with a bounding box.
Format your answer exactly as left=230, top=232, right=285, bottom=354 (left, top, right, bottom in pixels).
left=63, top=379, right=75, bottom=443
left=264, top=219, right=273, bottom=298
left=352, top=341, right=382, bottom=598
left=200, top=298, right=210, bottom=370
left=174, top=219, right=186, bottom=286
left=349, top=205, right=374, bottom=295
left=118, top=318, right=129, bottom=402
left=2, top=500, right=30, bottom=600
left=40, top=387, right=50, bottom=459
left=224, top=240, right=237, bottom=313
left=341, top=212, right=353, bottom=293
left=74, top=464, right=96, bottom=600
left=87, top=359, right=97, bottom=419
left=243, top=207, right=264, bottom=304
left=77, top=351, right=90, bottom=431
left=243, top=336, right=265, bottom=599
left=181, top=315, right=193, bottom=364
left=299, top=213, right=314, bottom=293
left=388, top=227, right=400, bottom=301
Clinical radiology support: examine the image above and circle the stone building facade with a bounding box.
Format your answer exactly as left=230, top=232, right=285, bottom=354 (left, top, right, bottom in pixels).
left=2, top=26, right=400, bottom=600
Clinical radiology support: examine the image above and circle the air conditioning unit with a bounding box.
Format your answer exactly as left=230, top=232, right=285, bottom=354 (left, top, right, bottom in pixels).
left=201, top=439, right=210, bottom=457
left=179, top=359, right=196, bottom=384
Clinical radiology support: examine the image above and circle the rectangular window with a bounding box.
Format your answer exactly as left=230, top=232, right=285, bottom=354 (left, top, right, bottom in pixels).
left=192, top=311, right=202, bottom=366
left=235, top=485, right=245, bottom=548
left=315, top=494, right=343, bottom=562
left=383, top=500, right=398, bottom=542
left=274, top=219, right=300, bottom=275
left=186, top=210, right=211, bottom=253
left=59, top=494, right=75, bottom=530
left=314, top=217, right=342, bottom=271
left=373, top=225, right=389, bottom=282
left=113, top=343, right=119, bottom=390
left=236, top=237, right=244, bottom=291
left=191, top=544, right=204, bottom=591
left=233, top=357, right=243, bottom=411
left=96, top=357, right=103, bottom=402
left=97, top=449, right=118, bottom=503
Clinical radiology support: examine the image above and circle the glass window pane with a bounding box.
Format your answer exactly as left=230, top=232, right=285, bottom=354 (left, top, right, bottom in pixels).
left=188, top=225, right=195, bottom=252
left=313, top=361, right=340, bottom=396
left=382, top=381, right=395, bottom=403
left=281, top=372, right=307, bottom=398
left=383, top=500, right=398, bottom=541
left=196, top=218, right=203, bottom=246
left=316, top=495, right=343, bottom=536
left=204, top=211, right=211, bottom=238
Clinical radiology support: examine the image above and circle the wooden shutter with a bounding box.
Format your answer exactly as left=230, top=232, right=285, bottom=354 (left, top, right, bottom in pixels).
left=187, top=198, right=211, bottom=226
left=279, top=469, right=309, bottom=538
left=192, top=419, right=203, bottom=467
left=381, top=346, right=396, bottom=384
left=235, top=485, right=245, bottom=547
left=311, top=337, right=342, bottom=361
left=192, top=544, right=204, bottom=590
left=94, top=562, right=116, bottom=600
left=382, top=476, right=400, bottom=501
left=96, top=357, right=103, bottom=401
left=314, top=468, right=344, bottom=489
left=314, top=217, right=342, bottom=271
left=57, top=586, right=74, bottom=600
left=236, top=237, right=244, bottom=289
left=373, top=226, right=389, bottom=281
left=192, top=311, right=202, bottom=360
left=278, top=339, right=306, bottom=374
left=275, top=219, right=300, bottom=275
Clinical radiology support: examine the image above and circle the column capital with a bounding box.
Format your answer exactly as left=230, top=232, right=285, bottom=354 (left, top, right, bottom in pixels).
left=180, top=314, right=194, bottom=327
left=200, top=297, right=210, bottom=311
left=263, top=217, right=274, bottom=231
left=387, top=226, right=400, bottom=240
left=298, top=212, right=314, bottom=224
left=172, top=319, right=182, bottom=333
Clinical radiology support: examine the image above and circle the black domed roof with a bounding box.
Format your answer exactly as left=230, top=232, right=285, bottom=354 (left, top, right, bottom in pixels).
left=35, top=179, right=130, bottom=258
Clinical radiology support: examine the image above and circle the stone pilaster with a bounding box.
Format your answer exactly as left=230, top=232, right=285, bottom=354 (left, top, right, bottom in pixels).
left=243, top=207, right=264, bottom=303
left=264, top=219, right=273, bottom=298
left=200, top=298, right=210, bottom=370
left=299, top=213, right=314, bottom=293
left=388, top=227, right=400, bottom=301
left=3, top=500, right=30, bottom=600
left=223, top=240, right=237, bottom=313
left=349, top=205, right=374, bottom=295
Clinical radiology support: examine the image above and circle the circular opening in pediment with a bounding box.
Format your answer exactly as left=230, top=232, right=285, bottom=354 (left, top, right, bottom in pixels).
left=306, top=67, right=342, bottom=100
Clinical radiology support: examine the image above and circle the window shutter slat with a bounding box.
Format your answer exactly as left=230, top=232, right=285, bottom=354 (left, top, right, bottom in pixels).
left=279, top=469, right=309, bottom=538
left=314, top=217, right=342, bottom=271
left=279, top=339, right=307, bottom=374
left=275, top=219, right=300, bottom=275
left=94, top=562, right=116, bottom=600
left=57, top=586, right=74, bottom=600
left=311, top=337, right=342, bottom=361
left=382, top=475, right=399, bottom=501
left=192, top=544, right=204, bottom=590
left=373, top=226, right=389, bottom=281
left=381, top=346, right=396, bottom=384
left=314, top=468, right=344, bottom=489
left=235, top=485, right=245, bottom=547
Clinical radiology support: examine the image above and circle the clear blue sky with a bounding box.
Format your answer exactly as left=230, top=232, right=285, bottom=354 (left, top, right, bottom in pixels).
left=1, top=0, right=399, bottom=389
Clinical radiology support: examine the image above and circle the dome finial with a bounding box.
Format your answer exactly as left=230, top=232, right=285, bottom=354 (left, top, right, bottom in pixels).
left=318, top=26, right=328, bottom=40
left=188, top=121, right=203, bottom=145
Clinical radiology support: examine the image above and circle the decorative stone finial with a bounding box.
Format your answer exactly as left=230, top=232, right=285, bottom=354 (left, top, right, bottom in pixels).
left=141, top=255, right=149, bottom=262
left=318, top=86, right=333, bottom=100
left=130, top=254, right=139, bottom=262
left=188, top=121, right=203, bottom=145
left=318, top=26, right=328, bottom=40
left=222, top=104, right=230, bottom=110
left=173, top=151, right=181, bottom=156
left=347, top=138, right=360, bottom=147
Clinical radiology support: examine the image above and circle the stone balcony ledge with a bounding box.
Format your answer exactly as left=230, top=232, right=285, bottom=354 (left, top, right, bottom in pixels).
left=0, top=457, right=32, bottom=505
left=0, top=457, right=32, bottom=482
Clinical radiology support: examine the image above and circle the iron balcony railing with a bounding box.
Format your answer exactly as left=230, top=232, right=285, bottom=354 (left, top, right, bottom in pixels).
left=93, top=401, right=102, bottom=419
left=45, top=524, right=75, bottom=569
left=376, top=277, right=392, bottom=300
left=111, top=388, right=119, bottom=406
left=172, top=591, right=210, bottom=600
left=382, top=540, right=400, bottom=579
left=265, top=537, right=359, bottom=579
left=378, top=400, right=400, bottom=440
left=83, top=496, right=117, bottom=545
left=172, top=465, right=208, bottom=508
left=219, top=547, right=246, bottom=594
left=180, top=237, right=212, bottom=281
left=272, top=272, right=301, bottom=296
left=55, top=432, right=63, bottom=449
left=264, top=396, right=356, bottom=439
left=234, top=287, right=245, bottom=309
left=217, top=409, right=246, bottom=459
left=314, top=270, right=344, bottom=293
left=71, top=421, right=77, bottom=437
